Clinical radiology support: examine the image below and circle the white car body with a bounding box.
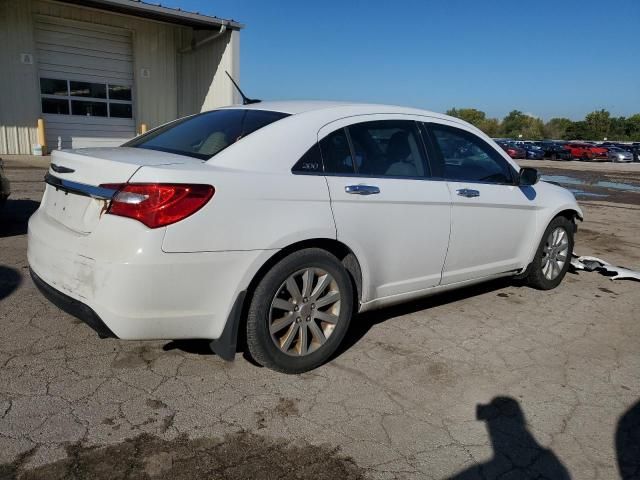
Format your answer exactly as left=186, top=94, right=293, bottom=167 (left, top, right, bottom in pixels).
left=28, top=101, right=582, bottom=355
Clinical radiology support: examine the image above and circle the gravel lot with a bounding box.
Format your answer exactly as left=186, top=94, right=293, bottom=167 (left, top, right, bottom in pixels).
left=0, top=158, right=639, bottom=479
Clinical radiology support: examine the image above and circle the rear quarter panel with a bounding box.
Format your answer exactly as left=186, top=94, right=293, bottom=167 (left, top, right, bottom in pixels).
left=129, top=164, right=336, bottom=253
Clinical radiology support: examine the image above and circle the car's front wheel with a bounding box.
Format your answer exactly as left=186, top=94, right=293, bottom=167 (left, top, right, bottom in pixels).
left=525, top=216, right=574, bottom=290
left=245, top=248, right=354, bottom=374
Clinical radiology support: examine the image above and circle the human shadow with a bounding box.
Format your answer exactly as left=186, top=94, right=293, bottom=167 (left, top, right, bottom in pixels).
left=616, top=399, right=640, bottom=480
left=449, top=396, right=571, bottom=480
left=0, top=266, right=22, bottom=301
left=0, top=199, right=40, bottom=238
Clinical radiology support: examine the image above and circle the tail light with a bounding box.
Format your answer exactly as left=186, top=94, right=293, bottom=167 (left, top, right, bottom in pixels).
left=100, top=183, right=214, bottom=228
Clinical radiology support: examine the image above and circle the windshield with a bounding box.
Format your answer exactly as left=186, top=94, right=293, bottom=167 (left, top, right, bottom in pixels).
left=124, top=109, right=290, bottom=160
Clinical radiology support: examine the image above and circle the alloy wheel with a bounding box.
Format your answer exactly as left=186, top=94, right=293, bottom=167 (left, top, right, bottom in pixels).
left=541, top=227, right=569, bottom=280
left=269, top=268, right=341, bottom=356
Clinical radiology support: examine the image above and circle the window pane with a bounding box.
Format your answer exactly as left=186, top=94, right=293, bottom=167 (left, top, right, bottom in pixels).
left=320, top=129, right=355, bottom=174
left=429, top=124, right=514, bottom=184
left=124, top=109, right=289, bottom=160
left=40, top=78, right=68, bottom=96
left=69, top=81, right=106, bottom=99
left=108, top=84, right=132, bottom=101
left=42, top=98, right=69, bottom=115
left=347, top=121, right=427, bottom=177
left=71, top=100, right=107, bottom=117
left=109, top=103, right=132, bottom=118
left=292, top=144, right=322, bottom=173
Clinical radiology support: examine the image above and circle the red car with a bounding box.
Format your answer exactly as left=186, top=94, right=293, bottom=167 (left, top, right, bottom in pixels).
left=564, top=143, right=595, bottom=160
left=586, top=145, right=608, bottom=159
left=497, top=142, right=526, bottom=159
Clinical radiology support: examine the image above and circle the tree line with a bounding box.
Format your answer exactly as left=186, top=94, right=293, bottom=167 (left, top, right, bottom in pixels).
left=445, top=108, right=640, bottom=141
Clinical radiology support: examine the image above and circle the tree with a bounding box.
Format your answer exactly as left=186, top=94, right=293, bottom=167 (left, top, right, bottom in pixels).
left=564, top=121, right=590, bottom=140
left=501, top=111, right=544, bottom=140
left=479, top=118, right=501, bottom=137
left=625, top=114, right=640, bottom=141
left=544, top=118, right=572, bottom=140
left=584, top=109, right=611, bottom=140
left=446, top=108, right=487, bottom=127
left=500, top=110, right=528, bottom=138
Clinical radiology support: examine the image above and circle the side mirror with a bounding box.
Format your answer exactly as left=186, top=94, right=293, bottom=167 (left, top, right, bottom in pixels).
left=519, top=167, right=539, bottom=186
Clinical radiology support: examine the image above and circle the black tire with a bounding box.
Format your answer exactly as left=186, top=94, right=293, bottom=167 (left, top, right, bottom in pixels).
left=551, top=152, right=557, bottom=161
left=245, top=248, right=354, bottom=374
left=524, top=216, right=574, bottom=290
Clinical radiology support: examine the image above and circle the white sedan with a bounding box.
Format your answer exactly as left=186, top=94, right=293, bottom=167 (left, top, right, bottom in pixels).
left=28, top=101, right=582, bottom=373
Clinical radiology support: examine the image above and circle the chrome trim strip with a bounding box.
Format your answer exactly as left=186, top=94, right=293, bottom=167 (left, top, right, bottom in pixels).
left=44, top=173, right=118, bottom=200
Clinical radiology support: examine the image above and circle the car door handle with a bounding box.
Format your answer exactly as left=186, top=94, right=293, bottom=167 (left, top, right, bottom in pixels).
left=456, top=188, right=480, bottom=198
left=345, top=185, right=380, bottom=195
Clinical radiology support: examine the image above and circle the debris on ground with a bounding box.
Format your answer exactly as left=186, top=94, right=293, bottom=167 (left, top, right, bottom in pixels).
left=571, top=254, right=640, bottom=281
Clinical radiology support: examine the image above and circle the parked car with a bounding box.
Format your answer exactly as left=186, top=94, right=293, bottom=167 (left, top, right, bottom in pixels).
left=601, top=143, right=640, bottom=162
left=521, top=144, right=544, bottom=160
left=586, top=145, right=608, bottom=159
left=564, top=143, right=595, bottom=160
left=541, top=143, right=573, bottom=161
left=0, top=158, right=10, bottom=210
left=605, top=147, right=633, bottom=163
left=28, top=102, right=582, bottom=373
left=497, top=141, right=526, bottom=159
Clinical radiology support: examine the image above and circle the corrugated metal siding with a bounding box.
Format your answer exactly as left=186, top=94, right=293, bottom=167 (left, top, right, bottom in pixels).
left=178, top=30, right=239, bottom=116
left=35, top=15, right=134, bottom=82
left=0, top=0, right=40, bottom=154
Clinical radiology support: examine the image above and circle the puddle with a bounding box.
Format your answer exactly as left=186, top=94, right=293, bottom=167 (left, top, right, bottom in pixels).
left=594, top=180, right=640, bottom=192
left=541, top=174, right=640, bottom=198
left=570, top=190, right=609, bottom=198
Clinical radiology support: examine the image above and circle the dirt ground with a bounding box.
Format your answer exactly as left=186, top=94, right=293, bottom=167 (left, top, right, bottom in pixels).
left=0, top=158, right=638, bottom=480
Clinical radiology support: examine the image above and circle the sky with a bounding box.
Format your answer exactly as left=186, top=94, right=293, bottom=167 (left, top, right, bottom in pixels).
left=163, top=0, right=640, bottom=121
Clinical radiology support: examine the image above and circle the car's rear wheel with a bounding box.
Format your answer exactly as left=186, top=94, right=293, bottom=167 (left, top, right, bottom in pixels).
left=525, top=216, right=574, bottom=290
left=246, top=248, right=354, bottom=374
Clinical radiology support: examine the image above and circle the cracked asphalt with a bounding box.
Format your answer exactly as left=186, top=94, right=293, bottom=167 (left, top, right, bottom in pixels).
left=0, top=158, right=639, bottom=479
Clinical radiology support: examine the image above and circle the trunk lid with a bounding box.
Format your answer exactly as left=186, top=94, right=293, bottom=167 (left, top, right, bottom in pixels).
left=42, top=147, right=200, bottom=234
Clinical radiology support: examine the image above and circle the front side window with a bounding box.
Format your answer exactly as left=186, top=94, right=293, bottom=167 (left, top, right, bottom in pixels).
left=320, top=120, right=428, bottom=178
left=124, top=109, right=289, bottom=160
left=427, top=123, right=515, bottom=184
left=39, top=78, right=134, bottom=119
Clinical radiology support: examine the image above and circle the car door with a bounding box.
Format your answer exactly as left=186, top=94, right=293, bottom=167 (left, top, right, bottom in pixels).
left=318, top=116, right=452, bottom=302
left=423, top=121, right=538, bottom=285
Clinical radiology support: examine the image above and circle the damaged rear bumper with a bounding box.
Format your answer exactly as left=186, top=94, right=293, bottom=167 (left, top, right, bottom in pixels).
left=30, top=268, right=117, bottom=339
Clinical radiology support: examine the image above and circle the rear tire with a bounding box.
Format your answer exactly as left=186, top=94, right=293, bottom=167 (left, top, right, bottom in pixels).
left=245, top=248, right=354, bottom=374
left=525, top=216, right=574, bottom=290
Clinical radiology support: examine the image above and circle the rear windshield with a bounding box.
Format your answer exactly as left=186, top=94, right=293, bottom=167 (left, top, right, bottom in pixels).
left=124, top=109, right=290, bottom=160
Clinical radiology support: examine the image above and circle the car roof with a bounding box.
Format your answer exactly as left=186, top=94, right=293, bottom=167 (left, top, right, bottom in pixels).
left=218, top=100, right=453, bottom=119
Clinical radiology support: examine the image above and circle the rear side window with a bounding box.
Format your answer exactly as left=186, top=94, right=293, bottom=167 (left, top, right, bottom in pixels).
left=320, top=129, right=355, bottom=174
left=319, top=120, right=428, bottom=178
left=124, top=109, right=289, bottom=160
left=427, top=123, right=515, bottom=184
left=292, top=144, right=323, bottom=174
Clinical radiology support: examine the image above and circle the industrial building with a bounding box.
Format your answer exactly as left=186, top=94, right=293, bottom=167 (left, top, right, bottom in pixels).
left=0, top=0, right=242, bottom=154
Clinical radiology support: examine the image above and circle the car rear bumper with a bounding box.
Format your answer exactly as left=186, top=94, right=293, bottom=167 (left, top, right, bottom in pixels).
left=30, top=268, right=117, bottom=339
left=28, top=207, right=268, bottom=340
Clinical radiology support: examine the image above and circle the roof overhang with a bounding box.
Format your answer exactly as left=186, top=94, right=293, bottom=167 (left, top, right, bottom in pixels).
left=55, top=0, right=244, bottom=30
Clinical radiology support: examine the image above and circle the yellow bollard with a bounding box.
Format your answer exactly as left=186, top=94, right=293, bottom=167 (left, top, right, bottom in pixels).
left=37, top=118, right=47, bottom=155
left=139, top=123, right=148, bottom=135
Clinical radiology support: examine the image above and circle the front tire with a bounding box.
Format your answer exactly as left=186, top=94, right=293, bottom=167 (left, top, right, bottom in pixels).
left=525, top=216, right=574, bottom=290
left=245, top=248, right=354, bottom=374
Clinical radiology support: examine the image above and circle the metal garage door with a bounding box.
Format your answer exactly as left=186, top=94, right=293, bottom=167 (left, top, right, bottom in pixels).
left=35, top=15, right=136, bottom=150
